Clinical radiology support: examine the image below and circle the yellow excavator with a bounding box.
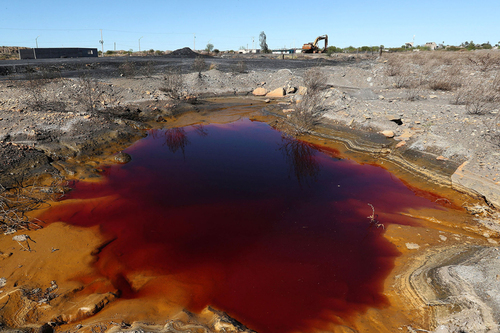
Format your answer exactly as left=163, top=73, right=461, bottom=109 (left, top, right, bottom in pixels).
left=302, top=35, right=328, bottom=53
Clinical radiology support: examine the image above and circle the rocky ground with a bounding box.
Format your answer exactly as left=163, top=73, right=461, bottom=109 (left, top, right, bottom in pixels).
left=1, top=49, right=500, bottom=333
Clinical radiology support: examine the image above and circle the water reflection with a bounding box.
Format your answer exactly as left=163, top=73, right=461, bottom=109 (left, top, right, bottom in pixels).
left=279, top=135, right=320, bottom=184
left=155, top=127, right=191, bottom=154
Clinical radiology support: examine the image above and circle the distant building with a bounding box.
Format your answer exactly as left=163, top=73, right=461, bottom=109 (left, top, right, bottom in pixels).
left=237, top=49, right=260, bottom=54
left=405, top=42, right=414, bottom=48
left=272, top=49, right=295, bottom=55
left=19, top=48, right=98, bottom=60
left=424, top=42, right=437, bottom=50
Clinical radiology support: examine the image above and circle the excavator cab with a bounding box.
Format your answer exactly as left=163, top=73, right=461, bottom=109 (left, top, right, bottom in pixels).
left=302, top=35, right=328, bottom=53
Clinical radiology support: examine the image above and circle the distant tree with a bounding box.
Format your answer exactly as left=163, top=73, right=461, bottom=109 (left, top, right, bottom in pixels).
left=326, top=46, right=342, bottom=55
left=213, top=49, right=220, bottom=54
left=205, top=43, right=214, bottom=53
left=481, top=42, right=492, bottom=49
left=259, top=31, right=269, bottom=53
left=466, top=41, right=476, bottom=50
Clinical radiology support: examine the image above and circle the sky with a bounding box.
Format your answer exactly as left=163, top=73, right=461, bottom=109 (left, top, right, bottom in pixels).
left=1, top=0, right=499, bottom=52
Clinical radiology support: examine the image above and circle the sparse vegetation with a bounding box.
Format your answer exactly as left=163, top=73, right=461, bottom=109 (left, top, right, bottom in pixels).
left=160, top=66, right=183, bottom=99
left=231, top=60, right=247, bottom=74
left=22, top=66, right=63, bottom=111
left=118, top=60, right=137, bottom=77
left=73, top=72, right=105, bottom=112
left=0, top=174, right=67, bottom=233
left=192, top=56, right=207, bottom=78
left=276, top=67, right=328, bottom=136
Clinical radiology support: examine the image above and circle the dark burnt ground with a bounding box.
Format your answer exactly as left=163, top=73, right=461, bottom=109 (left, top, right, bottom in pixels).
left=0, top=52, right=358, bottom=81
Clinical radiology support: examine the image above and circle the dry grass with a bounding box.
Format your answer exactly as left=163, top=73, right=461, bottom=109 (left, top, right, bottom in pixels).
left=0, top=174, right=67, bottom=233
left=385, top=51, right=500, bottom=111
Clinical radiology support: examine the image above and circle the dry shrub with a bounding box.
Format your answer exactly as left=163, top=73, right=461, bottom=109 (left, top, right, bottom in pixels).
left=144, top=60, right=156, bottom=77
left=209, top=63, right=218, bottom=70
left=1, top=174, right=67, bottom=232
left=405, top=75, right=425, bottom=101
left=276, top=67, right=329, bottom=135
left=277, top=93, right=326, bottom=136
left=192, top=56, right=207, bottom=77
left=384, top=55, right=404, bottom=77
left=392, top=67, right=413, bottom=88
left=428, top=67, right=463, bottom=91
left=484, top=114, right=500, bottom=148
left=160, top=66, right=183, bottom=99
left=118, top=60, right=136, bottom=77
left=22, top=66, right=63, bottom=111
left=453, top=81, right=500, bottom=114
left=231, top=60, right=247, bottom=73
left=467, top=52, right=500, bottom=72
left=73, top=72, right=105, bottom=112
left=303, top=67, right=328, bottom=95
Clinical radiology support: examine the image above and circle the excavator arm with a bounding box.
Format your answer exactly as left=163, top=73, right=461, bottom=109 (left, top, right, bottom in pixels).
left=302, top=34, right=328, bottom=53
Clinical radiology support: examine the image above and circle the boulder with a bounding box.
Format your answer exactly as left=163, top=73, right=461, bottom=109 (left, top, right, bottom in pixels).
left=114, top=152, right=132, bottom=164
left=252, top=87, right=267, bottom=96
left=395, top=141, right=406, bottom=148
left=297, top=86, right=307, bottom=95
left=266, top=88, right=286, bottom=98
left=380, top=130, right=395, bottom=138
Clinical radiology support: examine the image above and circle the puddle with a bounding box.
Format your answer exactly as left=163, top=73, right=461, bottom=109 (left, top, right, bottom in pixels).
left=39, top=118, right=450, bottom=332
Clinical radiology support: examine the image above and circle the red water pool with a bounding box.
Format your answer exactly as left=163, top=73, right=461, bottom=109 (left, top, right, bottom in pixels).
left=40, top=118, right=441, bottom=332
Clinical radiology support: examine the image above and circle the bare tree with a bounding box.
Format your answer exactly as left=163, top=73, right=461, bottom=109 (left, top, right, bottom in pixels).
left=259, top=31, right=269, bottom=53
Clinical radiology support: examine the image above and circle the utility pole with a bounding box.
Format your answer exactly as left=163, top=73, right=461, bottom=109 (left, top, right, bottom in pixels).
left=193, top=33, right=196, bottom=51
left=99, top=29, right=104, bottom=56
left=139, top=36, right=143, bottom=52
left=35, top=35, right=40, bottom=48
left=114, top=42, right=116, bottom=51
left=252, top=36, right=254, bottom=51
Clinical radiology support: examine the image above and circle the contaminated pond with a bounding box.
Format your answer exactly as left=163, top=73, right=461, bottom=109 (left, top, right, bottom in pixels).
left=38, top=105, right=481, bottom=332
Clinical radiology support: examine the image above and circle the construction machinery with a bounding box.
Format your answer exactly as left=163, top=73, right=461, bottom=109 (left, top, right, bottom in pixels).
left=302, top=35, right=328, bottom=53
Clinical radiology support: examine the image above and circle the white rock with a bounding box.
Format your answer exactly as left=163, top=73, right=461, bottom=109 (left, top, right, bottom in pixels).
left=406, top=242, right=420, bottom=250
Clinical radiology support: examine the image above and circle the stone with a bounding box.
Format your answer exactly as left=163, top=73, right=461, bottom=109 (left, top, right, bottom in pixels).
left=155, top=115, right=166, bottom=122
left=395, top=141, right=406, bottom=148
left=378, top=95, right=385, bottom=100
left=429, top=95, right=438, bottom=99
left=380, top=130, right=395, bottom=138
left=264, top=99, right=270, bottom=103
left=297, top=86, right=307, bottom=95
left=282, top=109, right=295, bottom=113
left=114, top=152, right=132, bottom=164
left=406, top=243, right=420, bottom=250
left=266, top=87, right=285, bottom=98
left=286, top=86, right=297, bottom=94
left=252, top=87, right=267, bottom=96
left=436, top=156, right=449, bottom=161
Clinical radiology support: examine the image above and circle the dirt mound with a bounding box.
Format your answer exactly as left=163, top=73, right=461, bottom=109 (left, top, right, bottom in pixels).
left=169, top=47, right=199, bottom=58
